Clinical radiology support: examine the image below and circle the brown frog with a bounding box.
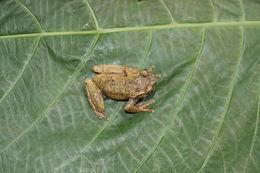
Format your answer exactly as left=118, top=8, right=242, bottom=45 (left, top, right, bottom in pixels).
left=84, top=64, right=160, bottom=120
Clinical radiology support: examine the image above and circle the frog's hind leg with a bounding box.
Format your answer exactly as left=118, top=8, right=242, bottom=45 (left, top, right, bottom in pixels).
left=93, top=64, right=126, bottom=74
left=93, top=64, right=139, bottom=76
left=125, top=98, right=156, bottom=113
left=84, top=79, right=108, bottom=120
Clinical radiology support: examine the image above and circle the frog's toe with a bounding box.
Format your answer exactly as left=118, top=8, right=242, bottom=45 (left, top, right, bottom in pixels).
left=95, top=111, right=109, bottom=120
left=142, top=109, right=154, bottom=113
left=139, top=101, right=155, bottom=113
left=146, top=65, right=155, bottom=72
left=141, top=100, right=156, bottom=108
left=125, top=99, right=156, bottom=113
left=153, top=74, right=161, bottom=78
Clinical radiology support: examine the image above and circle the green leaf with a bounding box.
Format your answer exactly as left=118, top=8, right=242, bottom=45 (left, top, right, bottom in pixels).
left=0, top=0, right=260, bottom=172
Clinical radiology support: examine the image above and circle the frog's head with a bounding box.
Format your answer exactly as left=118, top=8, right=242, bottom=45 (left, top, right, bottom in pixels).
left=146, top=79, right=156, bottom=95
left=136, top=74, right=159, bottom=98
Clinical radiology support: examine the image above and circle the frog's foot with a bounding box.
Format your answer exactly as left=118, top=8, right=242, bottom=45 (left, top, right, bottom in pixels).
left=125, top=99, right=156, bottom=113
left=139, top=101, right=156, bottom=113
left=146, top=65, right=155, bottom=72
left=141, top=65, right=161, bottom=78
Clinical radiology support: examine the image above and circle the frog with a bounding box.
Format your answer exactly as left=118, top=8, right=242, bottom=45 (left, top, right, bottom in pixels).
left=84, top=64, right=161, bottom=120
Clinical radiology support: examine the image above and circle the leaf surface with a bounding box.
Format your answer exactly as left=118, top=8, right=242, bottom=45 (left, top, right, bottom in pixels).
left=0, top=0, right=260, bottom=172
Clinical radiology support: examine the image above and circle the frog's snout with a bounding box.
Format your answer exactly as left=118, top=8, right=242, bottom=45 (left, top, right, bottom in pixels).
left=147, top=82, right=156, bottom=95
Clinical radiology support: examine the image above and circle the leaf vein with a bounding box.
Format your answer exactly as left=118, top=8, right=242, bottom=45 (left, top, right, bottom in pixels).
left=15, top=0, right=44, bottom=32
left=243, top=95, right=260, bottom=172
left=53, top=93, right=124, bottom=172
left=133, top=28, right=206, bottom=173
left=84, top=0, right=100, bottom=29
left=140, top=31, right=153, bottom=68
left=239, top=0, right=246, bottom=20
left=217, top=143, right=226, bottom=173
left=0, top=37, right=41, bottom=105
left=196, top=27, right=245, bottom=172
left=0, top=34, right=100, bottom=155
left=159, top=0, right=175, bottom=24
left=209, top=0, right=217, bottom=22
left=170, top=143, right=194, bottom=171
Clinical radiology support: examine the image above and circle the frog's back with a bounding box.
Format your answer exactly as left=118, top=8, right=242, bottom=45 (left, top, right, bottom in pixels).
left=93, top=74, right=145, bottom=100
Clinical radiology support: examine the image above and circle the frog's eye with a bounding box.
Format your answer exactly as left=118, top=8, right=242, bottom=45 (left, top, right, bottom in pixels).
left=146, top=65, right=155, bottom=72
left=140, top=70, right=149, bottom=77
left=147, top=82, right=156, bottom=93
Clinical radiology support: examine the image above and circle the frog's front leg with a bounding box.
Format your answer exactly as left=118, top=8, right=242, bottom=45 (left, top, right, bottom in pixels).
left=124, top=98, right=156, bottom=113
left=140, top=65, right=161, bottom=78
left=84, top=79, right=108, bottom=120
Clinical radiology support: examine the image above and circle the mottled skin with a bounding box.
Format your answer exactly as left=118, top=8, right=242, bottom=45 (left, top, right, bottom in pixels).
left=84, top=64, right=160, bottom=120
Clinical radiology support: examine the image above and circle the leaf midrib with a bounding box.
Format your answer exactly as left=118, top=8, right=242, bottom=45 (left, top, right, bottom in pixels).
left=1, top=21, right=260, bottom=40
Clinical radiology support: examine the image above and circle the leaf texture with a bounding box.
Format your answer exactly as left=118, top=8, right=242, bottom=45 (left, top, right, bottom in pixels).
left=0, top=0, right=260, bottom=173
